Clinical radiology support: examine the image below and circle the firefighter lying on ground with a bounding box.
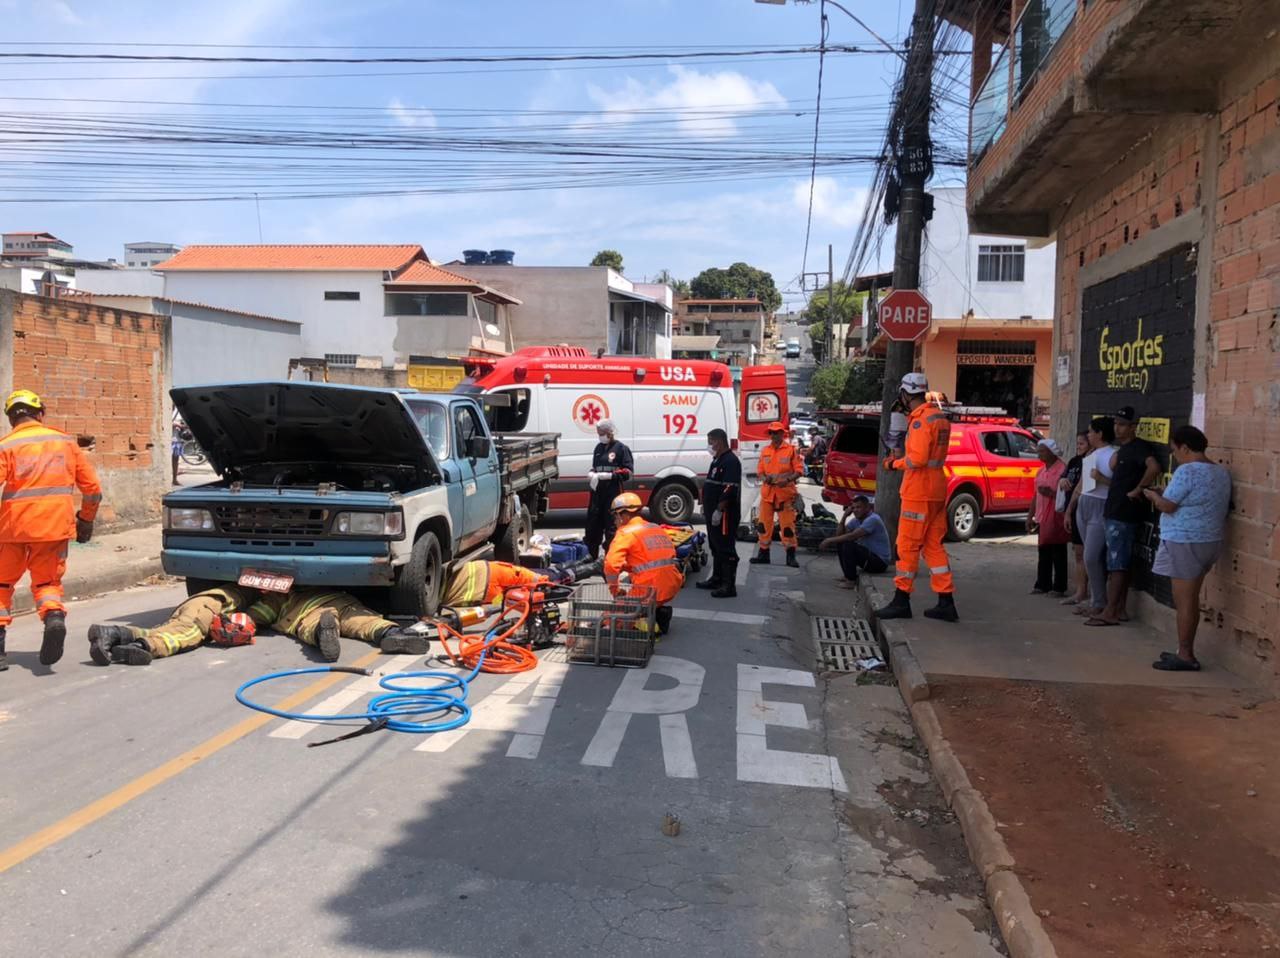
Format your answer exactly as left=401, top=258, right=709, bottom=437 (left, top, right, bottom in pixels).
left=87, top=585, right=430, bottom=666
left=604, top=492, right=684, bottom=636
left=441, top=557, right=601, bottom=608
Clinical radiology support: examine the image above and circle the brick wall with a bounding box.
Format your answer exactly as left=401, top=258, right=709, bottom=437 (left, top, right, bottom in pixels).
left=0, top=289, right=171, bottom=530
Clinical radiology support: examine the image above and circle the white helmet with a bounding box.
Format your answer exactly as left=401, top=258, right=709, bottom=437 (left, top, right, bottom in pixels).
left=899, top=372, right=929, bottom=395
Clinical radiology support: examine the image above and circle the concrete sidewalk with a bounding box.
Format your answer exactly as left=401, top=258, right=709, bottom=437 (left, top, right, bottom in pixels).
left=856, top=541, right=1278, bottom=958
left=11, top=523, right=166, bottom=617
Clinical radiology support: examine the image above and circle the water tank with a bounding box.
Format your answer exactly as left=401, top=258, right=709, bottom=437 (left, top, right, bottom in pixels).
left=462, top=249, right=489, bottom=264
left=488, top=249, right=515, bottom=265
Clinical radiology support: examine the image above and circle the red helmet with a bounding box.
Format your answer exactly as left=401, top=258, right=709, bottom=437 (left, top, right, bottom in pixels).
left=209, top=612, right=256, bottom=647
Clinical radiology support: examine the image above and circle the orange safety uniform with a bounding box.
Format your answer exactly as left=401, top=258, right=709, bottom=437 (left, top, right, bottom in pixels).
left=0, top=420, right=102, bottom=626
left=756, top=439, right=803, bottom=549
left=443, top=560, right=548, bottom=608
left=604, top=515, right=684, bottom=605
left=890, top=403, right=954, bottom=595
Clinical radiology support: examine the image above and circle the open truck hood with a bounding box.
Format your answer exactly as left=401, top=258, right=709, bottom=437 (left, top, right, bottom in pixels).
left=171, top=381, right=439, bottom=478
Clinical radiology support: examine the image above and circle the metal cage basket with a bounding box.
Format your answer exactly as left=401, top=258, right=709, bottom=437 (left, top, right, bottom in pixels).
left=563, top=581, right=657, bottom=668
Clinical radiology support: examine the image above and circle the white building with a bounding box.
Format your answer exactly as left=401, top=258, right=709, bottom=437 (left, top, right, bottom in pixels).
left=123, top=242, right=180, bottom=269
left=155, top=245, right=520, bottom=365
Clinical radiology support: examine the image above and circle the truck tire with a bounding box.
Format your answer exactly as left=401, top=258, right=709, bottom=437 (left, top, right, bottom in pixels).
left=494, top=513, right=533, bottom=563
left=650, top=481, right=695, bottom=524
left=390, top=530, right=444, bottom=617
left=946, top=493, right=981, bottom=543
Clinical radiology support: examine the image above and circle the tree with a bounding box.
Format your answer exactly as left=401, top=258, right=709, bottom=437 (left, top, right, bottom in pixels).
left=803, top=280, right=865, bottom=330
left=808, top=359, right=885, bottom=409
left=652, top=269, right=691, bottom=297
left=688, top=262, right=782, bottom=313
left=807, top=321, right=826, bottom=364
left=590, top=249, right=624, bottom=271
left=809, top=357, right=848, bottom=408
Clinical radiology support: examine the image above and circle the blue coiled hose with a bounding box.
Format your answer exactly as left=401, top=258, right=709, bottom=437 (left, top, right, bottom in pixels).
left=235, top=635, right=493, bottom=735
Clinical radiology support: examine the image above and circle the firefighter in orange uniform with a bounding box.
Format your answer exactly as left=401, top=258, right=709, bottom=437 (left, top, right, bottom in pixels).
left=877, top=373, right=959, bottom=622
left=604, top=492, right=684, bottom=635
left=750, top=421, right=803, bottom=568
left=0, top=390, right=102, bottom=671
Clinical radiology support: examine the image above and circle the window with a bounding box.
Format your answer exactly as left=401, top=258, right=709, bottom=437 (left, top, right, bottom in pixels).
left=977, top=244, right=1026, bottom=282
left=325, top=353, right=357, bottom=367
left=407, top=399, right=449, bottom=459
left=831, top=424, right=878, bottom=455
left=1007, top=431, right=1040, bottom=459
left=454, top=404, right=485, bottom=456
left=324, top=290, right=360, bottom=301
left=385, top=292, right=470, bottom=316
left=483, top=389, right=531, bottom=432
left=982, top=431, right=1009, bottom=456
left=745, top=390, right=781, bottom=424
left=957, top=339, right=1036, bottom=356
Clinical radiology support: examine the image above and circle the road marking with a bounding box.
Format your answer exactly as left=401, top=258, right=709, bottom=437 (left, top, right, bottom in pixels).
left=581, top=655, right=704, bottom=777
left=415, top=660, right=568, bottom=758
left=0, top=648, right=383, bottom=875
left=269, top=654, right=421, bottom=739
left=671, top=609, right=769, bottom=625
left=735, top=663, right=847, bottom=793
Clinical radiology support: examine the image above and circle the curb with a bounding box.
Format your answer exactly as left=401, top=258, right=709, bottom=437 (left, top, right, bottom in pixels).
left=12, top=554, right=166, bottom=617
left=859, top=574, right=1059, bottom=958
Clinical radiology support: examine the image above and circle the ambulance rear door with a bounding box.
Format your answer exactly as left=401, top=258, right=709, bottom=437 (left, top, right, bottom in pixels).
left=738, top=364, right=789, bottom=477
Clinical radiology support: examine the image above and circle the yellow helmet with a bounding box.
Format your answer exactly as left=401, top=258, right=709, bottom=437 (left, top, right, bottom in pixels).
left=610, top=492, right=643, bottom=513
left=4, top=389, right=43, bottom=414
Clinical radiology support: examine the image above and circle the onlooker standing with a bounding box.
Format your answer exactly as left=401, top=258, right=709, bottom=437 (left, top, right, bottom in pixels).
left=818, top=495, right=891, bottom=588
left=1060, top=432, right=1090, bottom=605
left=583, top=419, right=634, bottom=560
left=1065, top=417, right=1116, bottom=617
left=1143, top=425, right=1231, bottom=671
left=1087, top=406, right=1161, bottom=627
left=1028, top=439, right=1069, bottom=595
left=697, top=428, right=742, bottom=599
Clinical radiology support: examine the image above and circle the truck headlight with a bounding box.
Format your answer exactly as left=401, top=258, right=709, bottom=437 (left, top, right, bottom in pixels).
left=164, top=507, right=214, bottom=531
left=334, top=511, right=403, bottom=537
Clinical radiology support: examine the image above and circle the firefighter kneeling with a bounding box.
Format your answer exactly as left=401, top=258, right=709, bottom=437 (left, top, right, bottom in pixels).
left=604, top=492, right=684, bottom=635
left=878, top=373, right=959, bottom=623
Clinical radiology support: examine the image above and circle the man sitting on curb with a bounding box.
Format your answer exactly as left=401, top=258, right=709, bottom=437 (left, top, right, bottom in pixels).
left=88, top=585, right=429, bottom=666
left=818, top=495, right=891, bottom=588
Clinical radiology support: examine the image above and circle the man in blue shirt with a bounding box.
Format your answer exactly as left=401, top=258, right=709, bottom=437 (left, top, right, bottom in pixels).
left=818, top=495, right=891, bottom=587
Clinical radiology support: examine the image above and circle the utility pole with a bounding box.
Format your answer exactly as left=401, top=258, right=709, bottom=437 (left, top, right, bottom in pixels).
left=876, top=0, right=934, bottom=540
left=826, top=244, right=835, bottom=364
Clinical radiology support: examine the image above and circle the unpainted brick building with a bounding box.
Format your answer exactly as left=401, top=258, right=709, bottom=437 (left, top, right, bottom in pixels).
left=945, top=0, right=1280, bottom=685
left=0, top=289, right=171, bottom=530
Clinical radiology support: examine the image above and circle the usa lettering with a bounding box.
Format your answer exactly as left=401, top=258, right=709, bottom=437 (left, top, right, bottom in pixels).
left=659, top=366, right=697, bottom=382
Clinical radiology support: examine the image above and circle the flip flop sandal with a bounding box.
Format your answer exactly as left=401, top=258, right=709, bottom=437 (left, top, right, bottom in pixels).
left=1083, top=617, right=1119, bottom=627
left=1158, top=650, right=1201, bottom=666
left=1060, top=596, right=1084, bottom=605
left=1153, top=656, right=1200, bottom=671
left=1072, top=606, right=1101, bottom=616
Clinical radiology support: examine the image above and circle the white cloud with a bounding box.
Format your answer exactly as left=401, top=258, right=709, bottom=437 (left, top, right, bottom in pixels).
left=50, top=1, right=83, bottom=25
left=387, top=99, right=437, bottom=129
left=793, top=176, right=870, bottom=229
left=585, top=66, right=786, bottom=139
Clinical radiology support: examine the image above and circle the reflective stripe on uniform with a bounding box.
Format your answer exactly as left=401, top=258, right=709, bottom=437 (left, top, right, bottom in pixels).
left=902, top=510, right=925, bottom=521
left=0, top=434, right=75, bottom=452
left=2, top=485, right=75, bottom=502
left=926, top=459, right=945, bottom=467
left=632, top=557, right=678, bottom=573
left=249, top=601, right=277, bottom=623
left=926, top=414, right=948, bottom=423
left=82, top=493, right=103, bottom=503
left=930, top=565, right=951, bottom=575
left=895, top=569, right=917, bottom=579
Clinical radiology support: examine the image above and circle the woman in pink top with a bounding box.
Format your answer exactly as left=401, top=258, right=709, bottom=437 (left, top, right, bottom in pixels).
left=1027, top=438, right=1069, bottom=595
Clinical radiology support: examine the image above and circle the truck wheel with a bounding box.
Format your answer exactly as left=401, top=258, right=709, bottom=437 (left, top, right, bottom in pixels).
left=650, top=481, right=694, bottom=524
left=390, top=530, right=444, bottom=617
left=185, top=577, right=219, bottom=597
left=494, top=513, right=533, bottom=563
left=946, top=493, right=981, bottom=543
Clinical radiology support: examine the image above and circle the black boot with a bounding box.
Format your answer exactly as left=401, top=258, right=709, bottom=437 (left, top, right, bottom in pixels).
left=88, top=624, right=136, bottom=666
left=0, top=627, right=7, bottom=671
left=785, top=548, right=799, bottom=569
left=655, top=605, right=673, bottom=636
left=110, top=641, right=154, bottom=666
left=923, top=593, right=960, bottom=622
left=315, top=611, right=341, bottom=662
left=711, top=560, right=738, bottom=598
left=39, top=611, right=67, bottom=666
left=748, top=548, right=771, bottom=565
left=379, top=628, right=430, bottom=655
left=695, top=557, right=722, bottom=590
left=876, top=589, right=913, bottom=620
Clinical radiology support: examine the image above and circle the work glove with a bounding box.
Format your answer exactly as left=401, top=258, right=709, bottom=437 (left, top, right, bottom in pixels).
left=588, top=471, right=600, bottom=491
left=76, top=515, right=94, bottom=543
left=711, top=509, right=723, bottom=526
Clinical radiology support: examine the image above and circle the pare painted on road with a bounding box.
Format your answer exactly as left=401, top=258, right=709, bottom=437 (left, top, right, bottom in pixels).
left=267, top=656, right=848, bottom=793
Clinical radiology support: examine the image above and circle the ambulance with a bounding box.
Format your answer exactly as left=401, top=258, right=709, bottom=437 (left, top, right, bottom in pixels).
left=455, top=346, right=789, bottom=523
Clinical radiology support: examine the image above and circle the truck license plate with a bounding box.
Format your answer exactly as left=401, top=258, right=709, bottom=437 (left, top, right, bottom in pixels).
left=238, top=569, right=294, bottom=593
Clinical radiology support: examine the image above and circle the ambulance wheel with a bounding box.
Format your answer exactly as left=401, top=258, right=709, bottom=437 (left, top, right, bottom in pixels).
left=390, top=530, right=444, bottom=617
left=946, top=493, right=981, bottom=543
left=184, top=577, right=219, bottom=597
left=650, top=481, right=695, bottom=524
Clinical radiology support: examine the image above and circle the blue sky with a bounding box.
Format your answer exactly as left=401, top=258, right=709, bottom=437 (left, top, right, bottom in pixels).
left=0, top=0, right=959, bottom=309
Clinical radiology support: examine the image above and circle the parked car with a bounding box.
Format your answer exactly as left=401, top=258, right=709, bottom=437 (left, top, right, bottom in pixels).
left=161, top=382, right=558, bottom=617
left=820, top=405, right=1042, bottom=541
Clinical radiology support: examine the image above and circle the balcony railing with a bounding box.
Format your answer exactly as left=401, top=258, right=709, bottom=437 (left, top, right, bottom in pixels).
left=969, top=0, right=1077, bottom=165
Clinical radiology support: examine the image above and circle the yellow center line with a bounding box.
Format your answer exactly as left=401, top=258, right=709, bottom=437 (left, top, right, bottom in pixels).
left=0, top=647, right=383, bottom=874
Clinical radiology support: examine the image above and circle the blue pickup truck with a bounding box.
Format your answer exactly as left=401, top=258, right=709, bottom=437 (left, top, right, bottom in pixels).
left=161, top=382, right=558, bottom=615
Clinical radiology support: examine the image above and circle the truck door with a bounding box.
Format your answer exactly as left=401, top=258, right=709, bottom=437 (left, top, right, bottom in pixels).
left=453, top=402, right=499, bottom=546
left=738, top=365, right=788, bottom=478
left=978, top=429, right=1036, bottom=513
left=1005, top=430, right=1043, bottom=510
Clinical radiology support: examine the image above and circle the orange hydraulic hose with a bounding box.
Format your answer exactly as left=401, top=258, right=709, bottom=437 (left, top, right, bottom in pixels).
left=432, top=592, right=540, bottom=674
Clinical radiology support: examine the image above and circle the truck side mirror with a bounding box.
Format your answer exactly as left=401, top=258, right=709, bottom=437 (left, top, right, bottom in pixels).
left=466, top=435, right=491, bottom=460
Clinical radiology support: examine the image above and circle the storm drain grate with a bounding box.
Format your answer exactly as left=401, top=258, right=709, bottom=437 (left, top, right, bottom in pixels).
left=812, top=616, right=879, bottom=672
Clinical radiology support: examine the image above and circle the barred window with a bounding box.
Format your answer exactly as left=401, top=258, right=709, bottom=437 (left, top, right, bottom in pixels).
left=977, top=244, right=1026, bottom=282
left=325, top=353, right=358, bottom=366
left=324, top=290, right=360, bottom=301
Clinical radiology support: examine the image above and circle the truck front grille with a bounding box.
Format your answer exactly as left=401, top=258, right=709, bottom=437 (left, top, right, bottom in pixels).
left=213, top=505, right=328, bottom=537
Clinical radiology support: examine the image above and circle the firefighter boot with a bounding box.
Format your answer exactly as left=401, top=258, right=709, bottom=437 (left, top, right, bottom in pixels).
left=39, top=611, right=67, bottom=666
left=0, top=627, right=7, bottom=671
left=876, top=589, right=913, bottom=620
left=748, top=548, right=771, bottom=565
left=88, top=624, right=135, bottom=666
left=316, top=611, right=341, bottom=662
left=695, top=556, right=722, bottom=590
left=785, top=548, right=800, bottom=569
left=110, top=641, right=154, bottom=666
left=923, top=593, right=960, bottom=623
left=379, top=628, right=430, bottom=656
left=655, top=605, right=674, bottom=636
left=711, top=560, right=738, bottom=599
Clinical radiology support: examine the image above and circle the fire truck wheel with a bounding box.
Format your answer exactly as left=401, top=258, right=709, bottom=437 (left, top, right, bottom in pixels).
left=390, top=530, right=444, bottom=617
left=650, top=481, right=695, bottom=524
left=946, top=492, right=981, bottom=543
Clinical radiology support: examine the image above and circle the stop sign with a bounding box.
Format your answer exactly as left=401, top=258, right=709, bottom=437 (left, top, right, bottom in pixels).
left=878, top=289, right=932, bottom=342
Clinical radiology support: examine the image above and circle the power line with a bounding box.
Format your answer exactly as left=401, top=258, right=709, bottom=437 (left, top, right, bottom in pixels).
left=800, top=2, right=830, bottom=280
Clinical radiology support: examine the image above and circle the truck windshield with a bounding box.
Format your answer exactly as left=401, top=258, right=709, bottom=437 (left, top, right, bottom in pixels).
left=483, top=389, right=531, bottom=432
left=405, top=399, right=450, bottom=459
